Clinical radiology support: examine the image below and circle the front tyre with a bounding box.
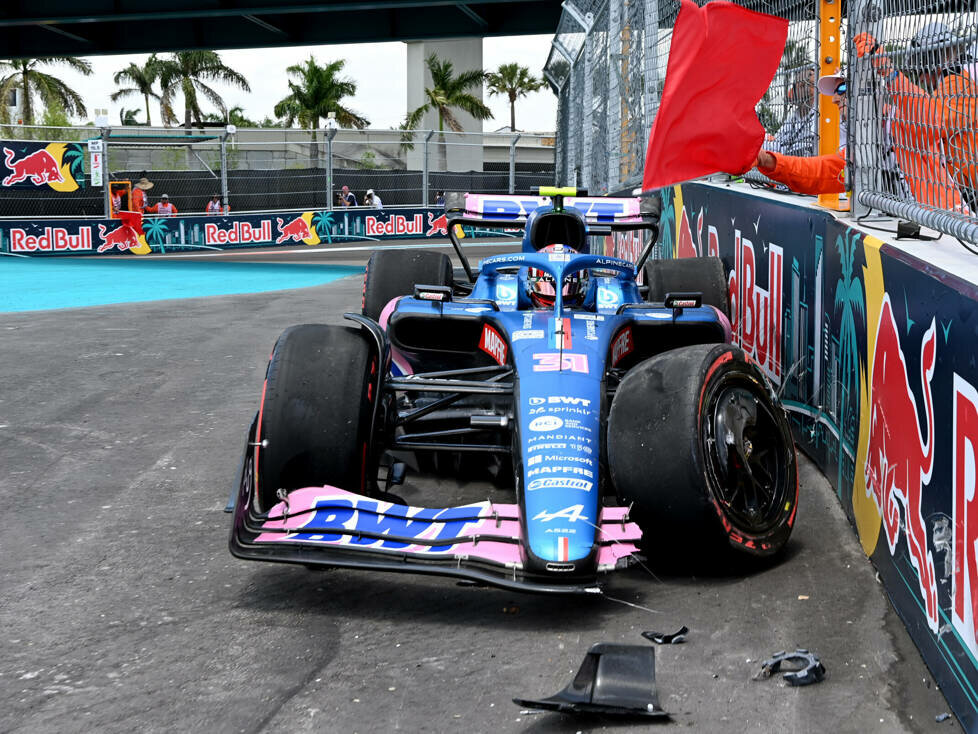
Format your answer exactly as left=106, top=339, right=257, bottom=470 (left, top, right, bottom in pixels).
left=608, top=344, right=797, bottom=558
left=254, top=324, right=378, bottom=513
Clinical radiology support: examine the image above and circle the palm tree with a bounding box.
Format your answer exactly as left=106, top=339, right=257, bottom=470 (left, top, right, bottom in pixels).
left=119, top=108, right=141, bottom=126
left=0, top=57, right=93, bottom=126
left=485, top=63, right=545, bottom=131
left=312, top=210, right=335, bottom=242
left=111, top=56, right=162, bottom=126
left=274, top=57, right=368, bottom=165
left=156, top=51, right=250, bottom=130
left=405, top=53, right=493, bottom=171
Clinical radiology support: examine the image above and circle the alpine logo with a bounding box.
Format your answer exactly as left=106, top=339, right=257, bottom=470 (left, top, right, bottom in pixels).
left=532, top=504, right=590, bottom=521
left=479, top=324, right=507, bottom=365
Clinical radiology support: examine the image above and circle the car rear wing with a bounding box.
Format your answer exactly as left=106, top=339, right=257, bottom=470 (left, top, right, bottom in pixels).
left=443, top=187, right=662, bottom=282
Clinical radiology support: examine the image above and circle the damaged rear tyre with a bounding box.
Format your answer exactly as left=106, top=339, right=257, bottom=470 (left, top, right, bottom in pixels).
left=608, top=344, right=797, bottom=559
left=254, top=324, right=378, bottom=513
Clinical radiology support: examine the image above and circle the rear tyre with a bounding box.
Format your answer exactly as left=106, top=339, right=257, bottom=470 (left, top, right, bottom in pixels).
left=254, top=324, right=378, bottom=513
left=645, top=256, right=729, bottom=317
left=361, top=249, right=453, bottom=321
left=608, top=344, right=797, bottom=560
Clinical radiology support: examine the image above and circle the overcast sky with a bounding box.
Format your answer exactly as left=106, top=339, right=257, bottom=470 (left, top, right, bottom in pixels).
left=56, top=35, right=558, bottom=133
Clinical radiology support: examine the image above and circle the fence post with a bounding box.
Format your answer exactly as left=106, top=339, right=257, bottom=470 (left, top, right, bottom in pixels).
left=220, top=129, right=230, bottom=211
left=423, top=130, right=434, bottom=206
left=326, top=127, right=337, bottom=210
left=509, top=134, right=521, bottom=194
left=101, top=127, right=110, bottom=218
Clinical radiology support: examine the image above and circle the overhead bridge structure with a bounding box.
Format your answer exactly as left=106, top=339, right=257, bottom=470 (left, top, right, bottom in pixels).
left=0, top=0, right=560, bottom=58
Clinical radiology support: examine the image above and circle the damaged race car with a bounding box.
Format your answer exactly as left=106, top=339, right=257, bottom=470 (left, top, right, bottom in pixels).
left=229, top=187, right=798, bottom=593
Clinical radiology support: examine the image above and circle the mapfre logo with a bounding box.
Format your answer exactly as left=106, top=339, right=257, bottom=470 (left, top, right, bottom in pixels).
left=479, top=324, right=507, bottom=365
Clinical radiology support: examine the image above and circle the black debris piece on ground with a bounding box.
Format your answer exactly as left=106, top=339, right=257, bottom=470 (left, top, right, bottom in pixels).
left=513, top=643, right=670, bottom=718
left=753, top=649, right=826, bottom=686
left=642, top=625, right=689, bottom=644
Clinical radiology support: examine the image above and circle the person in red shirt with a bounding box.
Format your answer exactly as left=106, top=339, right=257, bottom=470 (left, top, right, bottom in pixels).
left=147, top=194, right=178, bottom=216
left=132, top=176, right=153, bottom=212
left=750, top=73, right=847, bottom=194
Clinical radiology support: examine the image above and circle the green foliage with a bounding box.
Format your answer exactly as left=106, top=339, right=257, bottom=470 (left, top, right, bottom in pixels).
left=359, top=150, right=379, bottom=169
left=111, top=56, right=162, bottom=126
left=155, top=51, right=251, bottom=129
left=404, top=53, right=493, bottom=133
left=485, top=62, right=544, bottom=131
left=0, top=56, right=93, bottom=126
left=274, top=56, right=368, bottom=130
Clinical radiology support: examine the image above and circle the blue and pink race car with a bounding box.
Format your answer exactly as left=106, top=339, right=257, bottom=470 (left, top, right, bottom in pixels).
left=229, top=187, right=798, bottom=593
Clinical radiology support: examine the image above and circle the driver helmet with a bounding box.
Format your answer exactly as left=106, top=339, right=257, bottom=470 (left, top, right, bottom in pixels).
left=527, top=244, right=587, bottom=308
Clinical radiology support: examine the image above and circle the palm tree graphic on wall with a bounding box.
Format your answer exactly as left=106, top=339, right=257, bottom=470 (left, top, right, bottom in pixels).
left=63, top=143, right=86, bottom=187
left=143, top=217, right=170, bottom=248
left=312, top=211, right=335, bottom=244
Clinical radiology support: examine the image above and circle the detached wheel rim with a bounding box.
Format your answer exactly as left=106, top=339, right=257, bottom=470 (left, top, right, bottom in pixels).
left=705, top=376, right=791, bottom=535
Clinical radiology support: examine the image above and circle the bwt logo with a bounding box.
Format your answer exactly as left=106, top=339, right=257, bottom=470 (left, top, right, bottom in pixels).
left=728, top=230, right=783, bottom=382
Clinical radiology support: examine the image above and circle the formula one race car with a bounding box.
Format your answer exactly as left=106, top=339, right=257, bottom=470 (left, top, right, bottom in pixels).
left=229, top=187, right=798, bottom=593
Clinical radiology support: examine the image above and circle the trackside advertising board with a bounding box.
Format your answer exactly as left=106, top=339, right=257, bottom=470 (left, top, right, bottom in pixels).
left=0, top=207, right=489, bottom=256
left=617, top=182, right=978, bottom=729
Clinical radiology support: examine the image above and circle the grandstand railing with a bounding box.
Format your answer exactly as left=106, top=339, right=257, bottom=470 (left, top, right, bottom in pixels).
left=0, top=124, right=555, bottom=218
left=547, top=0, right=978, bottom=244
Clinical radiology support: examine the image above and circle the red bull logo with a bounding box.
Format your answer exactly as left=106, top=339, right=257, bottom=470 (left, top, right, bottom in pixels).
left=97, top=223, right=141, bottom=253
left=10, top=226, right=92, bottom=252
left=728, top=230, right=783, bottom=382
left=2, top=147, right=64, bottom=186
left=205, top=220, right=272, bottom=246
left=865, top=295, right=938, bottom=632
left=276, top=216, right=311, bottom=244
left=426, top=212, right=448, bottom=237
left=366, top=214, right=424, bottom=237
left=953, top=374, right=978, bottom=657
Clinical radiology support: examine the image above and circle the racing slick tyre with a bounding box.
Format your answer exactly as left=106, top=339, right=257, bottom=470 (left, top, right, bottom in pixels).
left=361, top=249, right=453, bottom=321
left=253, top=324, right=378, bottom=514
left=608, top=344, right=797, bottom=561
left=644, top=256, right=729, bottom=318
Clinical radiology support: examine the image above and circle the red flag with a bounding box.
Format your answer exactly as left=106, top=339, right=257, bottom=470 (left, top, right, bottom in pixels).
left=642, top=0, right=788, bottom=191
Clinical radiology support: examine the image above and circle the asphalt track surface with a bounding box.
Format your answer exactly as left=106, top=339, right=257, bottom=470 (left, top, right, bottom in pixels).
left=0, top=238, right=961, bottom=732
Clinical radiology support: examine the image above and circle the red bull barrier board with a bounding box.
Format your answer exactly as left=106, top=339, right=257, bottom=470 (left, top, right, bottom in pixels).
left=657, top=181, right=978, bottom=729
left=0, top=207, right=499, bottom=256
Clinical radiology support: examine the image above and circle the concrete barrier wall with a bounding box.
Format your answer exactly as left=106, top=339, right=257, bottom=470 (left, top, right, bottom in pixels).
left=612, top=181, right=978, bottom=729
left=0, top=206, right=484, bottom=256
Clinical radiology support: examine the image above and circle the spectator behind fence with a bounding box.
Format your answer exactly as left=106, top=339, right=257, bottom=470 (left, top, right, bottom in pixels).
left=206, top=194, right=222, bottom=215
left=364, top=188, right=383, bottom=210
left=340, top=185, right=357, bottom=207
left=764, top=65, right=819, bottom=157
left=854, top=24, right=976, bottom=212
left=745, top=72, right=848, bottom=194
left=435, top=191, right=445, bottom=206
left=132, top=176, right=153, bottom=212
left=147, top=194, right=178, bottom=216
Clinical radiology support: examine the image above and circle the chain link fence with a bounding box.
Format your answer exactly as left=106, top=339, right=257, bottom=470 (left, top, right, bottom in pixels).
left=0, top=124, right=555, bottom=218
left=549, top=0, right=978, bottom=243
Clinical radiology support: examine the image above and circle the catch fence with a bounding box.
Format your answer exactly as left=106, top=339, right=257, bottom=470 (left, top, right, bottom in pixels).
left=0, top=124, right=554, bottom=218
left=547, top=0, right=978, bottom=243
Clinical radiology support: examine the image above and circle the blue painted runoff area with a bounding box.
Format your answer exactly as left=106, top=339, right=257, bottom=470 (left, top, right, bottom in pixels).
left=0, top=258, right=361, bottom=313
